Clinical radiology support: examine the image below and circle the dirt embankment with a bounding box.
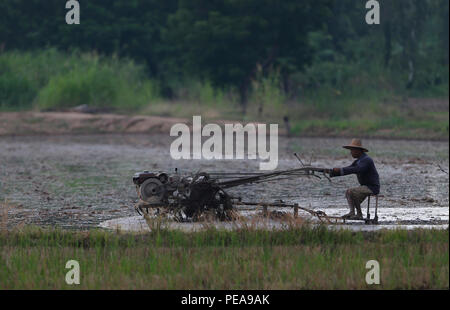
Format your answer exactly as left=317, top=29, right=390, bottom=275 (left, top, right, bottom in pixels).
left=0, top=112, right=280, bottom=137
left=0, top=107, right=448, bottom=140
left=0, top=112, right=190, bottom=136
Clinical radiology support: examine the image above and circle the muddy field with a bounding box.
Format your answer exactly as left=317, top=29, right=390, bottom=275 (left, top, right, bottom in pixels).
left=0, top=134, right=448, bottom=230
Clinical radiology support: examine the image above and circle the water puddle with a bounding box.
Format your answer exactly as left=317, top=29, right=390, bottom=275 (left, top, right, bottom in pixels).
left=99, top=205, right=449, bottom=232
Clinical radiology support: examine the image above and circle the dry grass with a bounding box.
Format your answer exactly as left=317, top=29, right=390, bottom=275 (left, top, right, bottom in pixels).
left=0, top=199, right=13, bottom=233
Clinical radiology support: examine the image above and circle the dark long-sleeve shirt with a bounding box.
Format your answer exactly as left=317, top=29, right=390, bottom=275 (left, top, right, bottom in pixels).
left=335, top=153, right=380, bottom=195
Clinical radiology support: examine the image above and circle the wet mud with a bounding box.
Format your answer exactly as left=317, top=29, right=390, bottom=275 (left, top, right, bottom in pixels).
left=0, top=134, right=448, bottom=230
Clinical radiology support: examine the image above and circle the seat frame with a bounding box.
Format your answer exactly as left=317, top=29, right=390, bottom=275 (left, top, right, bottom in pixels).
left=365, top=194, right=379, bottom=224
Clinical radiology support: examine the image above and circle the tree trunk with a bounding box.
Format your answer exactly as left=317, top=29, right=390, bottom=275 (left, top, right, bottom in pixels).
left=406, top=29, right=417, bottom=89
left=382, top=0, right=393, bottom=67
left=239, top=81, right=249, bottom=114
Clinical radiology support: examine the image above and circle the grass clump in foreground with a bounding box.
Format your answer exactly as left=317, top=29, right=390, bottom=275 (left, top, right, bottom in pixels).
left=0, top=226, right=448, bottom=289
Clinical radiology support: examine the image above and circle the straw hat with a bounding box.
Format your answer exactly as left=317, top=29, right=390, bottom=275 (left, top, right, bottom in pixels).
left=342, top=138, right=369, bottom=152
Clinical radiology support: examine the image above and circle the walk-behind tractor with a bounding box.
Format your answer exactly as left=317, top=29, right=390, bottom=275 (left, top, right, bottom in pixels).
left=132, top=154, right=379, bottom=224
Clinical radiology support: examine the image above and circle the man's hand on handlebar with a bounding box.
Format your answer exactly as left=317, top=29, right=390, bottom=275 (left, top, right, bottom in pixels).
left=329, top=168, right=341, bottom=177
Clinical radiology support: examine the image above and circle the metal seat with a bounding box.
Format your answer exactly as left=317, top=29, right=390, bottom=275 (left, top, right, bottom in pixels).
left=365, top=194, right=379, bottom=224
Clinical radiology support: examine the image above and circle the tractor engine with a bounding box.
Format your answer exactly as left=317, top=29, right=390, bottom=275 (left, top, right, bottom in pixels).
left=132, top=170, right=233, bottom=221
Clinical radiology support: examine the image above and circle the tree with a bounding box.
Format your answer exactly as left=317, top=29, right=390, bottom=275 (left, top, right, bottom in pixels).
left=163, top=0, right=331, bottom=110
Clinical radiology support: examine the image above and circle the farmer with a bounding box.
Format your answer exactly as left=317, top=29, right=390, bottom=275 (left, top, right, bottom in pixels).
left=330, top=139, right=380, bottom=220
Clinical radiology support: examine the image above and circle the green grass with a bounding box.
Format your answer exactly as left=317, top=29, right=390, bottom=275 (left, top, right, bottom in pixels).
left=0, top=49, right=161, bottom=111
left=0, top=226, right=448, bottom=289
left=289, top=117, right=449, bottom=138
left=143, top=62, right=448, bottom=139
left=141, top=97, right=449, bottom=139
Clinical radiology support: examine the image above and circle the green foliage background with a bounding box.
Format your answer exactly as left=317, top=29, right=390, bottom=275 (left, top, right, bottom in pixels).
left=0, top=0, right=448, bottom=135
